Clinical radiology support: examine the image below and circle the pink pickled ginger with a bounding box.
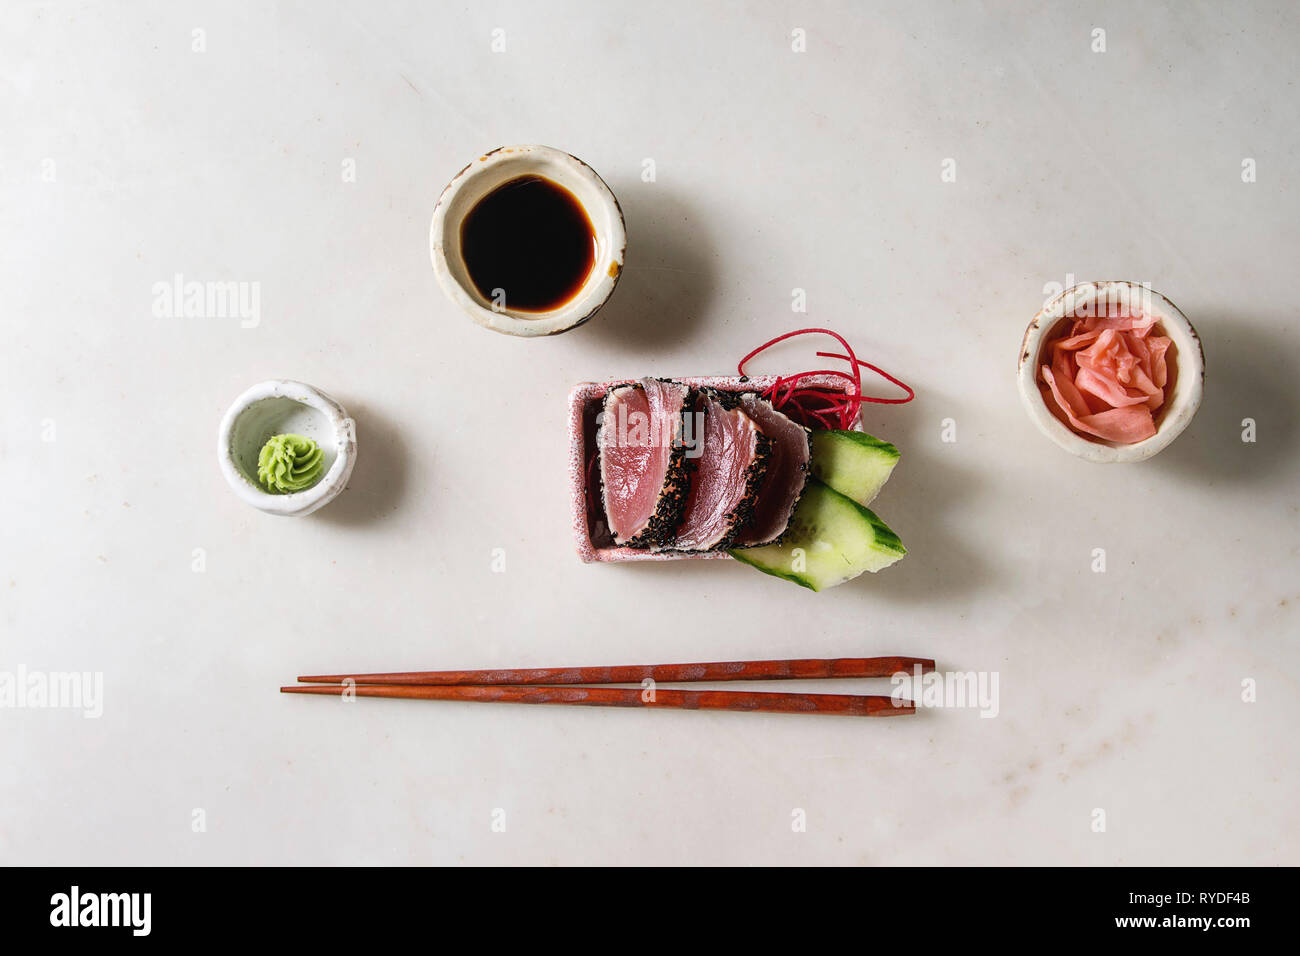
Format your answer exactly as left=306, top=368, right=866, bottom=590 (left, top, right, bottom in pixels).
left=1039, top=313, right=1174, bottom=444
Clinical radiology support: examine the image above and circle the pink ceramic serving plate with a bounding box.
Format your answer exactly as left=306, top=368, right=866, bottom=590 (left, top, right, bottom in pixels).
left=568, top=374, right=857, bottom=563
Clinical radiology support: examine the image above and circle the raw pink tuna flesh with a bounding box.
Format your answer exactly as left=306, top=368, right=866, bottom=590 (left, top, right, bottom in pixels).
left=673, top=396, right=766, bottom=551
left=598, top=378, right=688, bottom=545
left=733, top=395, right=809, bottom=546
left=1039, top=313, right=1174, bottom=444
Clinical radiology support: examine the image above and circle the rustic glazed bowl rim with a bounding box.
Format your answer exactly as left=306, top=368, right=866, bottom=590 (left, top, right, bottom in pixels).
left=430, top=144, right=626, bottom=337
left=217, top=380, right=357, bottom=516
left=1017, top=280, right=1205, bottom=463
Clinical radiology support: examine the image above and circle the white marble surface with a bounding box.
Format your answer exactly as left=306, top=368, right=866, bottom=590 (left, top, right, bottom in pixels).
left=2, top=1, right=1297, bottom=866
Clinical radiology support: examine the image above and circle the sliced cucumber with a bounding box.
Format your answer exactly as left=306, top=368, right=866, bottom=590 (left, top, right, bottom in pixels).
left=729, top=478, right=905, bottom=591
left=809, top=430, right=900, bottom=506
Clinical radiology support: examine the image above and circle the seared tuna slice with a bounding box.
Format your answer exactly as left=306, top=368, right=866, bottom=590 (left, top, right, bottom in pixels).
left=598, top=378, right=692, bottom=548
left=672, top=394, right=772, bottom=552
left=732, top=394, right=812, bottom=547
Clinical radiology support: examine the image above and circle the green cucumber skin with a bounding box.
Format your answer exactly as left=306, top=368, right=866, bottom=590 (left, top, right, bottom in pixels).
left=819, top=429, right=901, bottom=456
left=728, top=478, right=905, bottom=592
left=728, top=548, right=819, bottom=591
left=809, top=430, right=900, bottom=506
left=857, top=501, right=906, bottom=555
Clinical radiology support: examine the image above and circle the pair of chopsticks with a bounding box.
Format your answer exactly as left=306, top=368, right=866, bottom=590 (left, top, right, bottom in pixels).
left=281, top=656, right=934, bottom=718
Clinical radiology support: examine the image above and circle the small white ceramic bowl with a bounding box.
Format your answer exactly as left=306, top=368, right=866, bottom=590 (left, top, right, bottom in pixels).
left=430, top=144, right=626, bottom=337
left=1018, top=281, right=1204, bottom=463
left=218, top=380, right=357, bottom=516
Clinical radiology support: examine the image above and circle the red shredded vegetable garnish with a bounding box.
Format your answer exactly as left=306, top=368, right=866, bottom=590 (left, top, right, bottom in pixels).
left=737, top=328, right=914, bottom=429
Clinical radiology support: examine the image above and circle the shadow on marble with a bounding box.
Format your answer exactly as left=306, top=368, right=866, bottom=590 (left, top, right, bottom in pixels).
left=581, top=393, right=991, bottom=602
left=855, top=396, right=992, bottom=606
left=1153, top=318, right=1299, bottom=484
left=313, top=401, right=410, bottom=527
left=583, top=184, right=716, bottom=350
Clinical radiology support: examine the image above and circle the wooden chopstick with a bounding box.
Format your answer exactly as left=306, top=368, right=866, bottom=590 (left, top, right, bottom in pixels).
left=297, top=656, right=934, bottom=687
left=280, top=683, right=913, bottom=717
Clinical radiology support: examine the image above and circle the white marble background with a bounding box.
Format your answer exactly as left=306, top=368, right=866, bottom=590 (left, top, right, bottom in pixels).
left=2, top=0, right=1297, bottom=865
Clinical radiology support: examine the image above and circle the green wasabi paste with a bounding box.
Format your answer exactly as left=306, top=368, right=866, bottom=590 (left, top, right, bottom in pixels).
left=257, top=434, right=325, bottom=494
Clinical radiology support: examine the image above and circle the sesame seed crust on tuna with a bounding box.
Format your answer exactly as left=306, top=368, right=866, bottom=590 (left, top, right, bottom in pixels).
left=665, top=390, right=775, bottom=553
left=711, top=429, right=773, bottom=550
left=729, top=391, right=812, bottom=549
left=597, top=380, right=695, bottom=550
left=626, top=441, right=693, bottom=549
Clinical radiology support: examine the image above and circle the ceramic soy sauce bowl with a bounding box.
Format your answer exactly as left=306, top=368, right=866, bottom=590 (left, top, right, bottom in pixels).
left=1018, top=280, right=1205, bottom=463
left=218, top=380, right=357, bottom=516
left=430, top=144, right=626, bottom=337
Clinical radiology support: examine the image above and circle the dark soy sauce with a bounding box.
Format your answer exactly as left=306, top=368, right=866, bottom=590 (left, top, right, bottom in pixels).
left=460, top=175, right=597, bottom=312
